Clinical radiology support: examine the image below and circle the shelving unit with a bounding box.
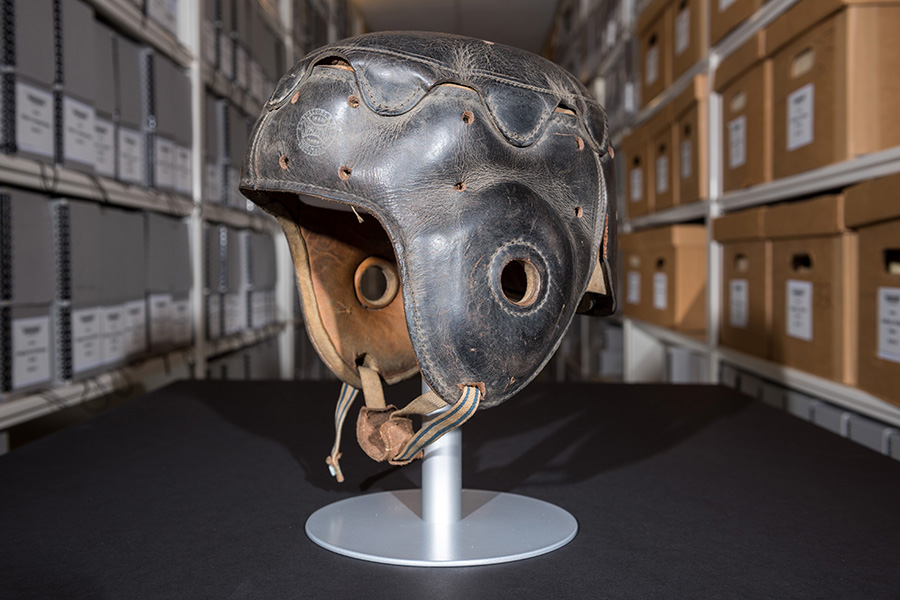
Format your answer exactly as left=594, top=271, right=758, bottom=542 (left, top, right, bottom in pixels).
left=551, top=0, right=900, bottom=430
left=0, top=0, right=359, bottom=444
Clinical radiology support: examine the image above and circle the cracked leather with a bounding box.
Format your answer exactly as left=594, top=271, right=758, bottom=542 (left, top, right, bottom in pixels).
left=241, top=31, right=617, bottom=409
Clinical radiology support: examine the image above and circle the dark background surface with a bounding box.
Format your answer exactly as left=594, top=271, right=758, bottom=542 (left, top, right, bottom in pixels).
left=1, top=380, right=899, bottom=599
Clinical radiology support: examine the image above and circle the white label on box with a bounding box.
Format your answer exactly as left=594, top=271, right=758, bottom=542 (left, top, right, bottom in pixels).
left=201, top=20, right=217, bottom=65
left=606, top=20, right=617, bottom=49
left=878, top=287, right=900, bottom=364
left=787, top=83, right=815, bottom=151
left=100, top=305, right=126, bottom=366
left=11, top=316, right=51, bottom=389
left=205, top=162, right=221, bottom=204
left=118, top=127, right=145, bottom=184
left=236, top=46, right=248, bottom=90
left=653, top=272, right=668, bottom=310
left=675, top=8, right=690, bottom=56
left=251, top=291, right=267, bottom=328
left=228, top=168, right=241, bottom=209
left=786, top=280, right=813, bottom=341
left=15, top=82, right=54, bottom=158
left=719, top=0, right=737, bottom=11
left=224, top=292, right=245, bottom=335
left=148, top=293, right=173, bottom=347
left=62, top=96, right=96, bottom=167
left=645, top=46, right=659, bottom=86
left=170, top=298, right=192, bottom=346
left=680, top=139, right=692, bottom=179
left=174, top=145, right=192, bottom=196
left=124, top=300, right=147, bottom=356
left=94, top=117, right=116, bottom=178
left=207, top=295, right=222, bottom=339
left=727, top=115, right=747, bottom=169
left=627, top=271, right=641, bottom=305
left=154, top=136, right=175, bottom=190
left=219, top=31, right=234, bottom=79
left=729, top=279, right=749, bottom=328
left=71, top=307, right=103, bottom=374
left=147, top=0, right=177, bottom=33
left=630, top=168, right=643, bottom=202
left=656, top=155, right=669, bottom=194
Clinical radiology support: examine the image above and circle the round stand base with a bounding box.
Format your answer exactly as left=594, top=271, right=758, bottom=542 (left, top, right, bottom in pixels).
left=305, top=489, right=577, bottom=567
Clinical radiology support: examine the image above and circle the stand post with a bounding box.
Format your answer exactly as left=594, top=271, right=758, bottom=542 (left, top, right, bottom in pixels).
left=421, top=384, right=462, bottom=525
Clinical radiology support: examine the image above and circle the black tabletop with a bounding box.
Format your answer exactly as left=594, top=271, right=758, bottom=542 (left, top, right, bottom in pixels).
left=1, top=380, right=899, bottom=599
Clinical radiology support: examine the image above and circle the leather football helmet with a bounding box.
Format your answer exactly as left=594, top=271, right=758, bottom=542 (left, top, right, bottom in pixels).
left=241, top=31, right=617, bottom=480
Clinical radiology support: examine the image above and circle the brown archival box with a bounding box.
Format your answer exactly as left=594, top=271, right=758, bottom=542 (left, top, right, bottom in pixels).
left=714, top=207, right=771, bottom=359
left=638, top=0, right=672, bottom=108
left=674, top=75, right=707, bottom=205
left=766, top=194, right=857, bottom=384
left=715, top=32, right=771, bottom=193
left=845, top=174, right=900, bottom=407
left=767, top=0, right=900, bottom=179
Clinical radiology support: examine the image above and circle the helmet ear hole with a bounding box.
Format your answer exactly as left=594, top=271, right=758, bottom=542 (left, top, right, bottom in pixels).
left=355, top=257, right=400, bottom=309
left=501, top=259, right=540, bottom=307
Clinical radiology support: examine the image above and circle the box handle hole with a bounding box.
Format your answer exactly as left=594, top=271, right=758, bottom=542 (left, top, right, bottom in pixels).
left=886, top=249, right=900, bottom=275
left=791, top=47, right=815, bottom=79
left=656, top=258, right=666, bottom=270
left=792, top=253, right=813, bottom=272
left=734, top=253, right=749, bottom=273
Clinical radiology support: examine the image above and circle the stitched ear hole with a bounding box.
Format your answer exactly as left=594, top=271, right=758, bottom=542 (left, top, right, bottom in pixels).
left=462, top=111, right=474, bottom=124
left=339, top=166, right=352, bottom=180
left=348, top=95, right=360, bottom=108
left=501, top=259, right=540, bottom=307
left=354, top=257, right=400, bottom=309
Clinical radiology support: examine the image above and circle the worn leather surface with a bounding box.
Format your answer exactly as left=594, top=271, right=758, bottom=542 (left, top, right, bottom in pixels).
left=241, top=31, right=617, bottom=409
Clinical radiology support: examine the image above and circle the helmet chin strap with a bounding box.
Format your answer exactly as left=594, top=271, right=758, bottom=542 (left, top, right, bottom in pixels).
left=325, top=356, right=482, bottom=482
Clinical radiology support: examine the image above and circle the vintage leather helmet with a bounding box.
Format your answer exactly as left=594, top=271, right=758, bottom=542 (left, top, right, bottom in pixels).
left=241, top=31, right=617, bottom=481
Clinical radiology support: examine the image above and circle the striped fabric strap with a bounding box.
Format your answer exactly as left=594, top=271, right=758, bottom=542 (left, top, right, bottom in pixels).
left=390, top=385, right=482, bottom=465
left=325, top=382, right=359, bottom=483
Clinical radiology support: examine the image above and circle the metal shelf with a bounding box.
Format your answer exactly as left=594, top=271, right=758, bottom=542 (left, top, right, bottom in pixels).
left=206, top=322, right=287, bottom=359
left=718, top=348, right=900, bottom=429
left=626, top=200, right=708, bottom=231
left=0, top=154, right=194, bottom=217
left=627, top=318, right=709, bottom=355
left=202, top=63, right=265, bottom=118
left=709, top=0, right=801, bottom=65
left=719, top=145, right=900, bottom=212
left=202, top=202, right=280, bottom=234
left=0, top=349, right=194, bottom=431
left=88, top=0, right=192, bottom=68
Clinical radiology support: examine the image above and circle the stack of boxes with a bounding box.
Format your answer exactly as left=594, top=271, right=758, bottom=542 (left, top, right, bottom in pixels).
left=0, top=1, right=193, bottom=197
left=0, top=190, right=56, bottom=395
left=619, top=224, right=707, bottom=332
left=715, top=172, right=900, bottom=408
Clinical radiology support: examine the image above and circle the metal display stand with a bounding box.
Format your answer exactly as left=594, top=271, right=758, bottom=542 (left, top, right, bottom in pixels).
left=305, top=384, right=578, bottom=567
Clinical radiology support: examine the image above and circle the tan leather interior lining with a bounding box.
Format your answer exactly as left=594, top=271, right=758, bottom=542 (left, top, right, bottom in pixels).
left=274, top=195, right=419, bottom=386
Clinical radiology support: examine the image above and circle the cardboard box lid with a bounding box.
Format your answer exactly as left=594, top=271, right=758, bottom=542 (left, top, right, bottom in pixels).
left=116, top=36, right=144, bottom=127
left=765, top=0, right=900, bottom=56
left=621, top=124, right=649, bottom=151
left=673, top=74, right=708, bottom=118
left=61, top=0, right=96, bottom=102
left=94, top=22, right=117, bottom=117
left=764, top=194, right=847, bottom=239
left=713, top=206, right=767, bottom=242
left=715, top=31, right=765, bottom=92
left=844, top=172, right=900, bottom=228
left=16, top=0, right=55, bottom=86
left=646, top=103, right=675, bottom=137
left=621, top=224, right=707, bottom=248
left=67, top=199, right=104, bottom=305
left=637, top=0, right=671, bottom=34
left=5, top=189, right=55, bottom=305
